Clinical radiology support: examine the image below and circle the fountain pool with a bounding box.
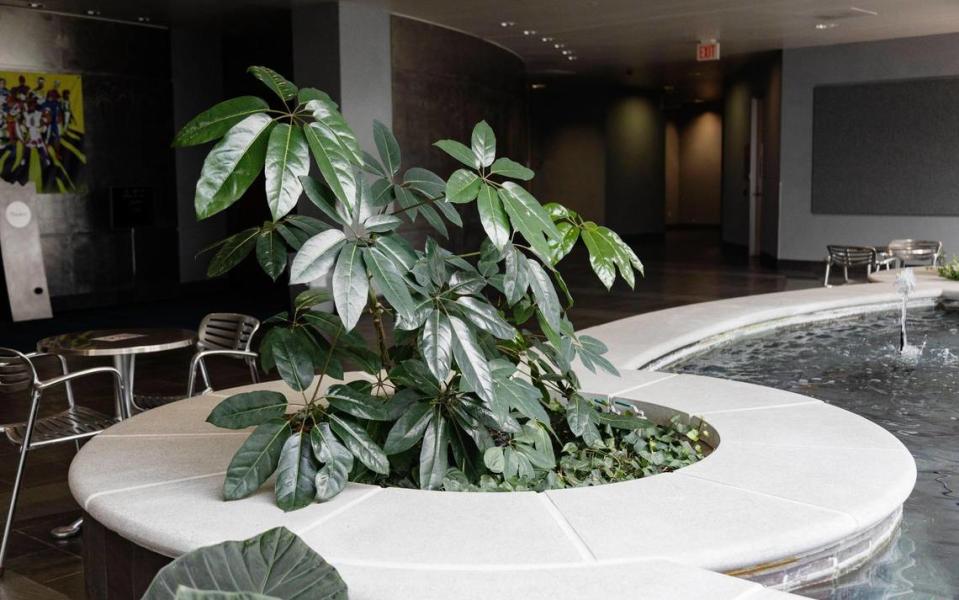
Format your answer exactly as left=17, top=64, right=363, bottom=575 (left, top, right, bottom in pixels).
left=668, top=303, right=959, bottom=598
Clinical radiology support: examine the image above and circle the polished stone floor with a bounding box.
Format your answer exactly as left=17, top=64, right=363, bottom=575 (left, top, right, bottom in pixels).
left=0, top=229, right=821, bottom=599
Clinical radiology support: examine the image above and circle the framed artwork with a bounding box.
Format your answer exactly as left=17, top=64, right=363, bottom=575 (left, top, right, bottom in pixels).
left=0, top=70, right=85, bottom=193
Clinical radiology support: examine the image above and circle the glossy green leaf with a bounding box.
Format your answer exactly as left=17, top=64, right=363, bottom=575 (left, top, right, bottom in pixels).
left=483, top=446, right=504, bottom=473
left=580, top=223, right=617, bottom=290
left=494, top=377, right=549, bottom=424
left=455, top=297, right=515, bottom=340
left=419, top=409, right=449, bottom=490
left=403, top=167, right=445, bottom=198
left=310, top=423, right=353, bottom=502
left=566, top=395, right=596, bottom=437
left=392, top=185, right=420, bottom=221
left=174, top=588, right=278, bottom=600
left=248, top=66, right=297, bottom=101
left=173, top=96, right=269, bottom=147
left=433, top=199, right=463, bottom=227
left=144, top=527, right=347, bottom=600
left=445, top=169, right=481, bottom=204
left=477, top=183, right=509, bottom=250
left=297, top=87, right=336, bottom=106
left=526, top=259, right=561, bottom=332
left=374, top=234, right=417, bottom=271
left=372, top=120, right=400, bottom=176
left=301, top=175, right=348, bottom=226
left=363, top=246, right=415, bottom=322
left=489, top=157, right=534, bottom=181
left=383, top=401, right=433, bottom=454
left=329, top=414, right=389, bottom=474
left=289, top=230, right=346, bottom=285
left=303, top=122, right=356, bottom=209
left=498, top=182, right=561, bottom=263
left=434, top=139, right=479, bottom=168
left=470, top=120, right=496, bottom=167
left=420, top=309, right=453, bottom=382
left=417, top=204, right=449, bottom=238
left=362, top=214, right=402, bottom=233
left=326, top=384, right=390, bottom=421
left=207, top=228, right=259, bottom=277
left=255, top=228, right=288, bottom=281
left=550, top=221, right=580, bottom=264
left=449, top=315, right=495, bottom=405
left=265, top=123, right=310, bottom=221
left=503, top=245, right=529, bottom=305
left=271, top=328, right=315, bottom=391
left=305, top=99, right=363, bottom=165
left=222, top=419, right=290, bottom=501
left=207, top=391, right=288, bottom=429
left=275, top=432, right=318, bottom=511
left=332, top=242, right=369, bottom=331
left=195, top=114, right=274, bottom=220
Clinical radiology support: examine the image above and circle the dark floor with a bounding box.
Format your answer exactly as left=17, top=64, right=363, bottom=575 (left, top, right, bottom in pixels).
left=0, top=228, right=821, bottom=599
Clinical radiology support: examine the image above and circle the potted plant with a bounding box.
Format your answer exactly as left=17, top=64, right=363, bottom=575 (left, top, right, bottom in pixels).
left=173, top=66, right=703, bottom=511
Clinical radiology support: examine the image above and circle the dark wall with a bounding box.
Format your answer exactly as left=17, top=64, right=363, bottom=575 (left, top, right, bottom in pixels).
left=0, top=7, right=175, bottom=305
left=391, top=16, right=528, bottom=249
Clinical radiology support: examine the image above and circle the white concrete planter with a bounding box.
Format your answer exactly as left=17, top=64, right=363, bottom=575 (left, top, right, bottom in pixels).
left=70, top=280, right=933, bottom=600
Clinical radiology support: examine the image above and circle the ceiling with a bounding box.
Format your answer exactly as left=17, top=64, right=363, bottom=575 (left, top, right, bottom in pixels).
left=5, top=0, right=959, bottom=93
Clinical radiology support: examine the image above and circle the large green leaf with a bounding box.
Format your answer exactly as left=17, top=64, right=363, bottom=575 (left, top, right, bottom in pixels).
left=419, top=409, right=449, bottom=490
left=403, top=167, right=445, bottom=198
left=325, top=384, right=390, bottom=421
left=434, top=139, right=479, bottom=168
left=223, top=419, right=290, bottom=501
left=489, top=157, right=534, bottom=181
left=271, top=329, right=315, bottom=391
left=310, top=423, right=353, bottom=502
left=265, top=123, right=310, bottom=221
left=329, top=414, right=389, bottom=474
left=476, top=183, right=509, bottom=250
left=305, top=99, right=363, bottom=165
left=247, top=66, right=297, bottom=101
left=363, top=246, right=415, bottom=323
left=143, top=527, right=347, bottom=600
left=301, top=176, right=348, bottom=226
left=470, top=121, right=496, bottom=167
left=255, top=228, right=287, bottom=281
left=331, top=242, right=369, bottom=331
left=581, top=223, right=617, bottom=290
left=495, top=377, right=550, bottom=424
left=448, top=315, right=495, bottom=405
left=445, top=169, right=481, bottom=204
left=289, top=229, right=346, bottom=285
left=372, top=120, right=400, bottom=176
left=455, top=297, right=515, bottom=340
left=420, top=309, right=453, bottom=382
left=526, top=259, right=561, bottom=332
left=275, top=432, right=318, bottom=511
left=207, top=228, right=259, bottom=277
left=298, top=88, right=336, bottom=106
left=195, top=114, right=274, bottom=220
left=384, top=401, right=432, bottom=455
left=174, top=588, right=278, bottom=600
left=417, top=204, right=449, bottom=238
left=303, top=122, right=356, bottom=209
left=208, top=391, right=288, bottom=429
left=363, top=214, right=402, bottom=233
left=503, top=245, right=529, bottom=305
left=498, top=182, right=561, bottom=263
left=173, top=96, right=269, bottom=147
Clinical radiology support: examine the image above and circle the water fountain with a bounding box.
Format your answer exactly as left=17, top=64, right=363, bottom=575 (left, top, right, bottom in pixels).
left=894, top=268, right=919, bottom=356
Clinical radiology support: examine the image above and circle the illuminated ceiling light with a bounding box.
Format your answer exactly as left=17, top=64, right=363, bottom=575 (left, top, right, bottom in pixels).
left=541, top=36, right=554, bottom=42
left=137, top=16, right=150, bottom=22
left=522, top=29, right=537, bottom=35
left=531, top=83, right=547, bottom=90
left=561, top=49, right=573, bottom=55
left=86, top=8, right=101, bottom=15
left=28, top=2, right=44, bottom=8
left=554, top=43, right=566, bottom=49
left=815, top=22, right=838, bottom=29
left=567, top=55, right=578, bottom=61
left=500, top=21, right=515, bottom=27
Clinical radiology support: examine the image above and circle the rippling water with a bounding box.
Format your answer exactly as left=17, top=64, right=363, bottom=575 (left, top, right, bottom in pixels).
left=668, top=305, right=959, bottom=599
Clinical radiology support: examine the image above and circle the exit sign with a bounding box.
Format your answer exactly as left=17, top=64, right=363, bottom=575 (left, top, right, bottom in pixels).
left=697, top=41, right=720, bottom=61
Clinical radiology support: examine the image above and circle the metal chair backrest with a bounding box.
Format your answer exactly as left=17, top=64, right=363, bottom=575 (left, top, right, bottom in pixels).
left=197, top=313, right=260, bottom=353
left=0, top=349, right=37, bottom=395
left=888, top=239, right=942, bottom=262
left=826, top=245, right=876, bottom=267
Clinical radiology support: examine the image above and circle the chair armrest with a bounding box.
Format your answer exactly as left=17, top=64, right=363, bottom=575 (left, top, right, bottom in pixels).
left=36, top=366, right=123, bottom=391
left=187, top=350, right=258, bottom=398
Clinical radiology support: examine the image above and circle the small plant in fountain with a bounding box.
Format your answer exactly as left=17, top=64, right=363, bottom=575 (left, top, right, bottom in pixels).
left=938, top=256, right=959, bottom=281
left=174, top=66, right=704, bottom=511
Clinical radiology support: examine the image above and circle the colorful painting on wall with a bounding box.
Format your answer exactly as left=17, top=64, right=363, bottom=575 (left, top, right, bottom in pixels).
left=0, top=70, right=85, bottom=194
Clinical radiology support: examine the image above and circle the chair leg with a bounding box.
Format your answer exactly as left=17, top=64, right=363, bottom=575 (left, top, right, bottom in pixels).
left=0, top=391, right=39, bottom=576
left=824, top=262, right=832, bottom=287
left=199, top=359, right=212, bottom=393
left=248, top=359, right=259, bottom=384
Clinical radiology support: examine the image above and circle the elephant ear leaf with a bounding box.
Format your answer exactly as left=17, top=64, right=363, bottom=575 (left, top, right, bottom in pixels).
left=143, top=527, right=348, bottom=600
left=195, top=114, right=274, bottom=220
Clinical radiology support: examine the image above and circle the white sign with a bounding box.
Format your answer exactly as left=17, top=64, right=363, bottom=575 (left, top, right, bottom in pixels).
left=91, top=333, right=149, bottom=343
left=5, top=201, right=31, bottom=229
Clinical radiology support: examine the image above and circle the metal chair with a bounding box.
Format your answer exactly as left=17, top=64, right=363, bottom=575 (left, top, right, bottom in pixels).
left=824, top=245, right=877, bottom=287
left=132, top=313, right=260, bottom=410
left=887, top=239, right=943, bottom=268
left=0, top=348, right=123, bottom=575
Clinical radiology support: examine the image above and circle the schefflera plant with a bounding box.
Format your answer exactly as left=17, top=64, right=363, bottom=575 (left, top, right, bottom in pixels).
left=175, top=66, right=699, bottom=512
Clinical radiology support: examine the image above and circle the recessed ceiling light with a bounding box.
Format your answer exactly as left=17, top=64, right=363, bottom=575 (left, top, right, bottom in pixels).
left=561, top=49, right=573, bottom=55
left=28, top=2, right=43, bottom=8
left=567, top=55, right=578, bottom=61
left=531, top=83, right=547, bottom=90
left=137, top=16, right=150, bottom=22
left=500, top=21, right=515, bottom=27
left=554, top=43, right=566, bottom=49
left=541, top=36, right=554, bottom=42
left=523, top=29, right=537, bottom=36
left=815, top=22, right=838, bottom=29
left=86, top=8, right=101, bottom=16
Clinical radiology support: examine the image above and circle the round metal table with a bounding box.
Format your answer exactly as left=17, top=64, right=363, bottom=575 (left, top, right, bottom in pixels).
left=37, top=328, right=196, bottom=419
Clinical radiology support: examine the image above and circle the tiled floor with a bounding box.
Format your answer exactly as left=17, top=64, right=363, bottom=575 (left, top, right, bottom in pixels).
left=0, top=228, right=821, bottom=599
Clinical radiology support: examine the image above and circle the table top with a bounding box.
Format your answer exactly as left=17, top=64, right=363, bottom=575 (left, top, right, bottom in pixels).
left=38, top=328, right=196, bottom=357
